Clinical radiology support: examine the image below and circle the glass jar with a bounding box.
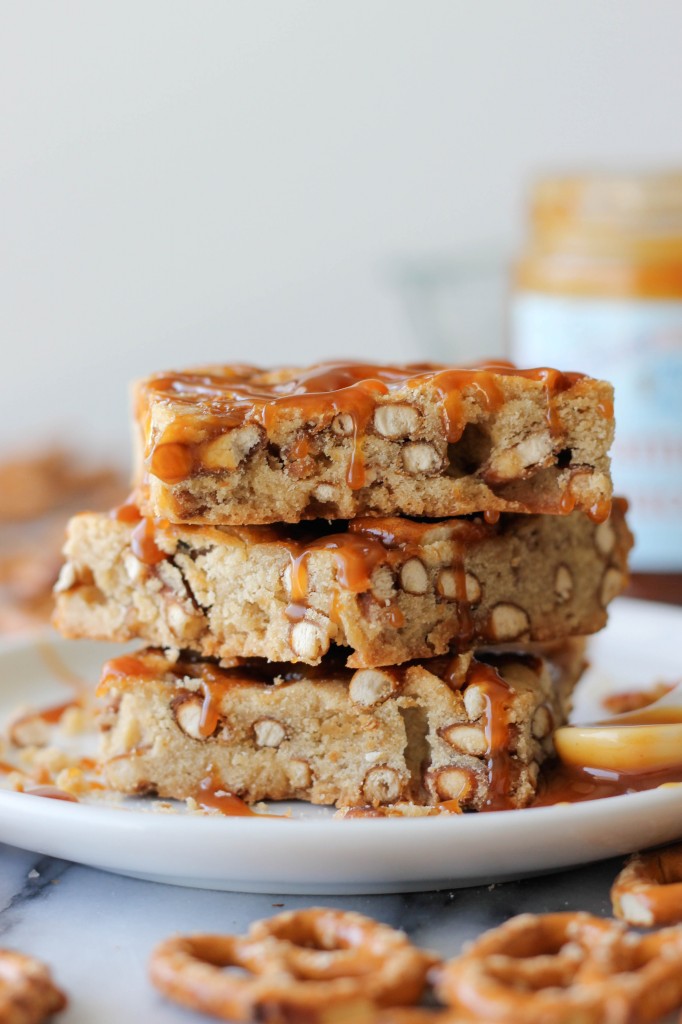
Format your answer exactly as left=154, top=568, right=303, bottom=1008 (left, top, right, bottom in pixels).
left=511, top=173, right=682, bottom=589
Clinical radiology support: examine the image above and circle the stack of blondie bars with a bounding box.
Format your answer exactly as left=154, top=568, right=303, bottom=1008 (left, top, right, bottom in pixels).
left=54, top=362, right=631, bottom=812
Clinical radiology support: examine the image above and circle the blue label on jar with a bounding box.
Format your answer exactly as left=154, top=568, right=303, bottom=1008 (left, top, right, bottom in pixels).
left=511, top=293, right=682, bottom=571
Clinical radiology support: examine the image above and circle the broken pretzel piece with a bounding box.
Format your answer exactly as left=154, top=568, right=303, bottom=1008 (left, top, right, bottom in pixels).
left=611, top=842, right=682, bottom=927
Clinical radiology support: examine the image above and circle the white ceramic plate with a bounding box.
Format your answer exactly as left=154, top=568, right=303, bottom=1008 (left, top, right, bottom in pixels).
left=0, top=597, right=681, bottom=895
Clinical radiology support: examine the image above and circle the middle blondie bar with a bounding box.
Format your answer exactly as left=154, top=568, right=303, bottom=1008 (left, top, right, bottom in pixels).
left=55, top=501, right=631, bottom=667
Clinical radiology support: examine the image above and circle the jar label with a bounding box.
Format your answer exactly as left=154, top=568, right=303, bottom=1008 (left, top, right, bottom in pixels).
left=511, top=293, right=682, bottom=570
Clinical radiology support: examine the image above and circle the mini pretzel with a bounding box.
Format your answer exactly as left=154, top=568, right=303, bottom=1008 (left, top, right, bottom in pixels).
left=437, top=911, right=682, bottom=1024
left=149, top=908, right=437, bottom=1022
left=611, top=843, right=682, bottom=926
left=436, top=913, right=623, bottom=1024
left=0, top=950, right=66, bottom=1024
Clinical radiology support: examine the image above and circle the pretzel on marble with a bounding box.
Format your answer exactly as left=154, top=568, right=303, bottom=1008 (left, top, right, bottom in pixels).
left=149, top=908, right=438, bottom=1022
left=611, top=843, right=682, bottom=927
left=0, top=950, right=66, bottom=1024
left=436, top=910, right=682, bottom=1024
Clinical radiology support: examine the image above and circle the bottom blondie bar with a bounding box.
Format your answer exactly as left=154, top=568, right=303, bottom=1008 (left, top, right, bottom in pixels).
left=98, top=640, right=585, bottom=811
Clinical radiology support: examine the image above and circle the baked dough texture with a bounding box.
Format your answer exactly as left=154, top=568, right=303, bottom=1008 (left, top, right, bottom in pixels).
left=134, top=362, right=614, bottom=525
left=98, top=640, right=585, bottom=811
left=55, top=502, right=630, bottom=667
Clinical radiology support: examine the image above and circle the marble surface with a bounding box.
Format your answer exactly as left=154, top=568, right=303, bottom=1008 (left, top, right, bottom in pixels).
left=0, top=843, right=621, bottom=1022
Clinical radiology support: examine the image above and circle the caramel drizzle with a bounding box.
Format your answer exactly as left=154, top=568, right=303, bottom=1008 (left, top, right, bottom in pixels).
left=533, top=762, right=682, bottom=807
left=191, top=776, right=284, bottom=818
left=99, top=654, right=161, bottom=690
left=469, top=663, right=518, bottom=812
left=284, top=517, right=487, bottom=634
left=112, top=500, right=172, bottom=565
left=286, top=532, right=394, bottom=622
left=425, top=368, right=504, bottom=443
left=131, top=517, right=169, bottom=565
left=111, top=498, right=143, bottom=524
left=111, top=499, right=490, bottom=641
left=143, top=360, right=593, bottom=491
left=192, top=776, right=257, bottom=816
left=198, top=678, right=224, bottom=738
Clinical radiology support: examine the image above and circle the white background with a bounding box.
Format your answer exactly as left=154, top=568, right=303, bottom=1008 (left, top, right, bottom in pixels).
left=2, top=0, right=682, bottom=461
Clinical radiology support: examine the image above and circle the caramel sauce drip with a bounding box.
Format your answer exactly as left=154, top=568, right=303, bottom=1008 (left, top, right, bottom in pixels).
left=467, top=663, right=518, bottom=811
left=538, top=674, right=682, bottom=806
left=192, top=776, right=284, bottom=818
left=130, top=516, right=167, bottom=565
left=530, top=367, right=578, bottom=433
left=558, top=476, right=612, bottom=524
left=587, top=497, right=613, bottom=524
left=111, top=498, right=143, bottom=524
left=440, top=654, right=473, bottom=691
left=98, top=655, right=161, bottom=693
left=175, top=657, right=337, bottom=688
left=283, top=516, right=487, bottom=632
left=101, top=654, right=160, bottom=680
left=425, top=368, right=505, bottom=442
left=192, top=777, right=257, bottom=816
left=445, top=557, right=475, bottom=646
left=198, top=679, right=223, bottom=738
left=112, top=500, right=170, bottom=565
left=285, top=531, right=392, bottom=622
left=438, top=799, right=463, bottom=814
left=533, top=762, right=682, bottom=807
left=144, top=360, right=592, bottom=486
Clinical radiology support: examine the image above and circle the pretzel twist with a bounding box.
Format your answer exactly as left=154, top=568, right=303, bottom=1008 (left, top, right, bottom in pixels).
left=150, top=908, right=437, bottom=1022
left=436, top=911, right=682, bottom=1024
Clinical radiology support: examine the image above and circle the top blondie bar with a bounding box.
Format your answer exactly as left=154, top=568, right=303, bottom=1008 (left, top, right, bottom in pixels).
left=134, top=361, right=614, bottom=525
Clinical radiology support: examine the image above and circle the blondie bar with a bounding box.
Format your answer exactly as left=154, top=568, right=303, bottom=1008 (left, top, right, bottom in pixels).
left=98, top=640, right=585, bottom=811
left=55, top=502, right=630, bottom=667
left=134, top=362, right=614, bottom=524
